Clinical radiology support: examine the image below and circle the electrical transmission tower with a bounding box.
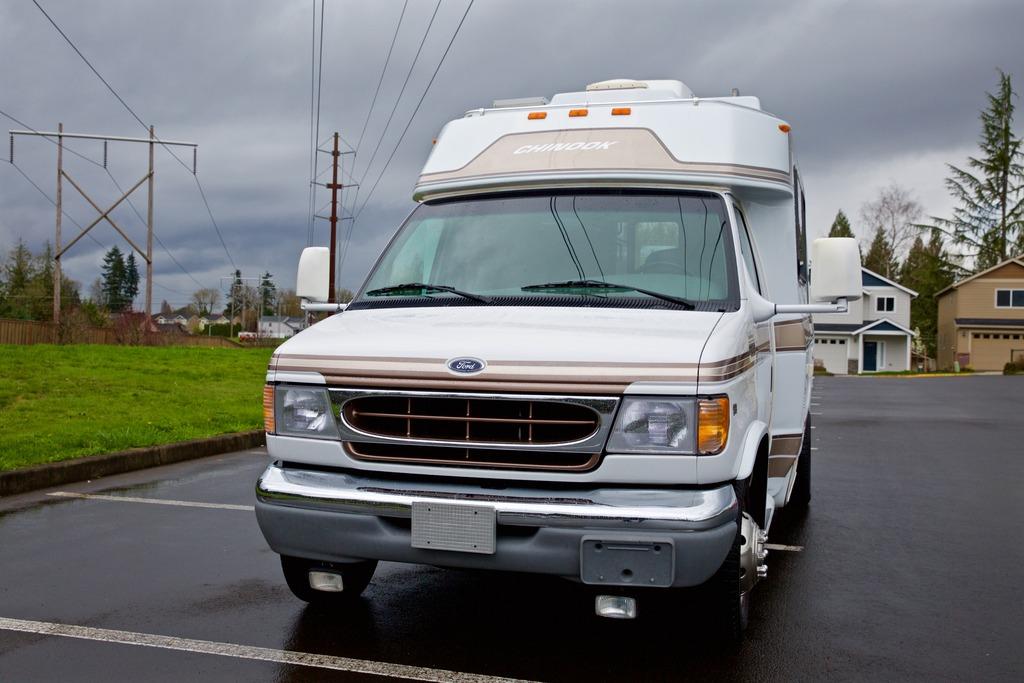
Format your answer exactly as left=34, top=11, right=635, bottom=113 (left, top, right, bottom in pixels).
left=9, top=123, right=197, bottom=325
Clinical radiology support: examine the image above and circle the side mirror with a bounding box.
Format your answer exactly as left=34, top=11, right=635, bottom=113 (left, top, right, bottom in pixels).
left=749, top=237, right=863, bottom=322
left=296, top=247, right=330, bottom=303
left=810, top=238, right=861, bottom=302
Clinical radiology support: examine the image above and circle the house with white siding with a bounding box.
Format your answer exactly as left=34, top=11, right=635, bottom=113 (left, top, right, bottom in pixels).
left=812, top=268, right=917, bottom=374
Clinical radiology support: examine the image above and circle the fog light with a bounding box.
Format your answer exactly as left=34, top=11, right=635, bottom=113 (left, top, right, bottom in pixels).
left=308, top=570, right=344, bottom=592
left=595, top=595, right=637, bottom=619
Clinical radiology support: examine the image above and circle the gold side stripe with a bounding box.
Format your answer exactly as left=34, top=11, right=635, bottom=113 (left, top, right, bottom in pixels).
left=768, top=456, right=798, bottom=478
left=770, top=434, right=803, bottom=456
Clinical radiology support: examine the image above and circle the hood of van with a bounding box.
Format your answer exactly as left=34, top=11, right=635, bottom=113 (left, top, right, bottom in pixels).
left=272, top=306, right=727, bottom=393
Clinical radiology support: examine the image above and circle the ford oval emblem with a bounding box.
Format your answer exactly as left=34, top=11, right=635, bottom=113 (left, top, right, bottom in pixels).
left=447, top=357, right=486, bottom=375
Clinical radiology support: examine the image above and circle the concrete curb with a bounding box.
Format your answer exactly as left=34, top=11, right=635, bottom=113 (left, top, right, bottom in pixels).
left=0, top=430, right=265, bottom=498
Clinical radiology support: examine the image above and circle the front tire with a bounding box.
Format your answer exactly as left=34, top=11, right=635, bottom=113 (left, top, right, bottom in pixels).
left=706, top=527, right=748, bottom=643
left=790, top=416, right=812, bottom=507
left=280, top=555, right=377, bottom=605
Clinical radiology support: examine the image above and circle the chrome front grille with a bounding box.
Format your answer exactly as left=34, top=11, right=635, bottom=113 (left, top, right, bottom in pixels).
left=330, top=388, right=619, bottom=472
left=343, top=395, right=599, bottom=445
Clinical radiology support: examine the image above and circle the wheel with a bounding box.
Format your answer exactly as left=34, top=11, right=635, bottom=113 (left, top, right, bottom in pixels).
left=790, top=415, right=812, bottom=507
left=280, top=555, right=377, bottom=604
left=705, top=526, right=748, bottom=643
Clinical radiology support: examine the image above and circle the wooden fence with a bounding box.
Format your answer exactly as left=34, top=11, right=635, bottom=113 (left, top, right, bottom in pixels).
left=0, top=318, right=242, bottom=348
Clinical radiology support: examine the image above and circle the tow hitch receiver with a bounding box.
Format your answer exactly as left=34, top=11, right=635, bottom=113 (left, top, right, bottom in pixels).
left=580, top=537, right=674, bottom=587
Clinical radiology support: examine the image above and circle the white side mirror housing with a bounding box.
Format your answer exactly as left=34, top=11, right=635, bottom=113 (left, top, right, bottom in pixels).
left=296, top=247, right=330, bottom=303
left=810, top=238, right=862, bottom=302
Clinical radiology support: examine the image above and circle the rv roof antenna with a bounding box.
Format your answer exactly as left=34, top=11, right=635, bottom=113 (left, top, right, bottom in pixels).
left=731, top=88, right=740, bottom=97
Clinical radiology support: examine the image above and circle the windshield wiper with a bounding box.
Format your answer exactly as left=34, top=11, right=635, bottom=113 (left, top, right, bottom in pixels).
left=521, top=279, right=696, bottom=310
left=364, top=282, right=491, bottom=304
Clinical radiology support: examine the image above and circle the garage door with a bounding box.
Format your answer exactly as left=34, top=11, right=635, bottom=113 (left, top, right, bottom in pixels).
left=814, top=337, right=849, bottom=374
left=970, top=332, right=1024, bottom=370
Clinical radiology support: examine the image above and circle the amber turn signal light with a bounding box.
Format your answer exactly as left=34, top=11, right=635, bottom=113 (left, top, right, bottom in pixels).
left=697, top=396, right=730, bottom=454
left=263, top=384, right=276, bottom=434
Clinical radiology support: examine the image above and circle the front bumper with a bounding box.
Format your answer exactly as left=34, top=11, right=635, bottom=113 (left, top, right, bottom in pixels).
left=255, top=463, right=739, bottom=588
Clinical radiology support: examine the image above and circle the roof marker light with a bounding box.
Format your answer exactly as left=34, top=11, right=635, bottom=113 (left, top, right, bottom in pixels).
left=778, top=123, right=792, bottom=133
left=568, top=109, right=588, bottom=117
left=611, top=107, right=632, bottom=116
left=528, top=112, right=547, bottom=120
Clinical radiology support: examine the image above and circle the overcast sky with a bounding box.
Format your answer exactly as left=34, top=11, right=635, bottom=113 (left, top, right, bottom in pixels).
left=2, top=0, right=1022, bottom=310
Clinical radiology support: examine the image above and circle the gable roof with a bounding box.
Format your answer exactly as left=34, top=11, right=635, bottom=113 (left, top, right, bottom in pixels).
left=853, top=318, right=916, bottom=336
left=936, top=256, right=1024, bottom=297
left=860, top=267, right=918, bottom=297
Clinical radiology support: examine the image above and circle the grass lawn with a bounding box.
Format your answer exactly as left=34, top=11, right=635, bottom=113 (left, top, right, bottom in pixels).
left=0, top=344, right=274, bottom=472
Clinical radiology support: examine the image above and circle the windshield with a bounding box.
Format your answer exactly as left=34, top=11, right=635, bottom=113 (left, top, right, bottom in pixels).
left=353, top=191, right=738, bottom=311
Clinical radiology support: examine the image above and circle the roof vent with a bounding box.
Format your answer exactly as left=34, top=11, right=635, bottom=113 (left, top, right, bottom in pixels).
left=586, top=79, right=648, bottom=92
left=492, top=96, right=549, bottom=109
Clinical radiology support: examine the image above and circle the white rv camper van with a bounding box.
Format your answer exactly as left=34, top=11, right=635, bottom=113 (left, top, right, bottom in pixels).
left=256, top=79, right=861, bottom=639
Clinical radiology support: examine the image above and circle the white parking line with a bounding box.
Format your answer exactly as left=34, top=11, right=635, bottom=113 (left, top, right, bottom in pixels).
left=811, top=447, right=819, bottom=451
left=47, top=492, right=253, bottom=512
left=765, top=543, right=804, bottom=552
left=0, top=617, right=532, bottom=682
left=810, top=412, right=823, bottom=416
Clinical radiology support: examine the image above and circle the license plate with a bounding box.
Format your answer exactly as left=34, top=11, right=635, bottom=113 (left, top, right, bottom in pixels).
left=411, top=501, right=496, bottom=554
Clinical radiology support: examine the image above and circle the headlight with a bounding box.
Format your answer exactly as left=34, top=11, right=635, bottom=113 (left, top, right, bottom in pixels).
left=607, top=398, right=695, bottom=454
left=606, top=396, right=730, bottom=455
left=273, top=386, right=339, bottom=439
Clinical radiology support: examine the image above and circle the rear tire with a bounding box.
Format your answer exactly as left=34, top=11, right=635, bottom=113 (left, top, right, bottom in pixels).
left=280, top=555, right=377, bottom=605
left=790, top=416, right=812, bottom=507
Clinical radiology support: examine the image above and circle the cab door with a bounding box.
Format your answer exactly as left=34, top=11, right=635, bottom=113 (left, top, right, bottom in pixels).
left=734, top=204, right=773, bottom=426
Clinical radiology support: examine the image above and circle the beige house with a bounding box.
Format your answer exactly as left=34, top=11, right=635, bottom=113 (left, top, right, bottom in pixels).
left=936, top=256, right=1024, bottom=370
left=813, top=268, right=917, bottom=374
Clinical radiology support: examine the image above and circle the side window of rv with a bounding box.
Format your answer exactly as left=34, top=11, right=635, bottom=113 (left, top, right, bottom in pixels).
left=734, top=207, right=762, bottom=293
left=737, top=206, right=761, bottom=294
left=794, top=170, right=808, bottom=283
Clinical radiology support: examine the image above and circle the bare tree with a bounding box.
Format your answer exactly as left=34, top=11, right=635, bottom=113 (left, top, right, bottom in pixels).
left=860, top=183, right=923, bottom=268
left=190, top=288, right=222, bottom=316
left=277, top=288, right=302, bottom=316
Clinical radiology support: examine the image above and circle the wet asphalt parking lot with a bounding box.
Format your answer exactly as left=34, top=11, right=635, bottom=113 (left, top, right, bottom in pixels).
left=1, top=375, right=1022, bottom=682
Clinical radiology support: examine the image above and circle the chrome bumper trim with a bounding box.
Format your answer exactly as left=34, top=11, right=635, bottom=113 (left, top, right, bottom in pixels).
left=256, top=464, right=738, bottom=531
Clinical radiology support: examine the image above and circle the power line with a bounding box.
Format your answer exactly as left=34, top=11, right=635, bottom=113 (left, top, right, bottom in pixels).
left=5, top=156, right=194, bottom=302
left=4, top=106, right=212, bottom=292
left=353, top=0, right=442, bottom=184
left=307, top=0, right=325, bottom=245
left=353, top=0, right=475, bottom=220
left=103, top=168, right=207, bottom=290
left=339, top=0, right=474, bottom=282
left=1, top=107, right=104, bottom=169
left=354, top=0, right=410, bottom=155
left=30, top=0, right=238, bottom=270
left=4, top=160, right=106, bottom=250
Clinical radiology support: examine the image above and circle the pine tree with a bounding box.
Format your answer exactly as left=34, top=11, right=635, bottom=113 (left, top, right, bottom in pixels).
left=863, top=229, right=899, bottom=279
left=260, top=272, right=276, bottom=315
left=225, top=269, right=244, bottom=317
left=0, top=240, right=39, bottom=319
left=828, top=210, right=856, bottom=238
left=930, top=70, right=1024, bottom=270
left=101, top=246, right=128, bottom=311
left=122, top=252, right=140, bottom=310
left=900, top=233, right=957, bottom=356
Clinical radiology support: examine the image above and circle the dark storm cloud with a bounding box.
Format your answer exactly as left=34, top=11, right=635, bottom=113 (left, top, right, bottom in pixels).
left=2, top=0, right=1022, bottom=303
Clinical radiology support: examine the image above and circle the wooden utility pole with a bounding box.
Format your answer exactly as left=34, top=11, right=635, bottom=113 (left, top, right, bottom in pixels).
left=54, top=123, right=63, bottom=324
left=327, top=132, right=341, bottom=303
left=146, top=126, right=155, bottom=327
